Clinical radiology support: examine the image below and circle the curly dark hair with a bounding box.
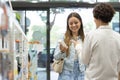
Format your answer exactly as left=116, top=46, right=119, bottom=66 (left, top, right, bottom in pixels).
left=93, top=3, right=115, bottom=23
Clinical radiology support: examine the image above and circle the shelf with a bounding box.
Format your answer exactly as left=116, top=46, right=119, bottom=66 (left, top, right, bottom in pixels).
left=0, top=1, right=29, bottom=80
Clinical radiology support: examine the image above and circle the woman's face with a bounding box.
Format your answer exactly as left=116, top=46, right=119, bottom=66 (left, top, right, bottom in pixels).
left=68, top=16, right=81, bottom=34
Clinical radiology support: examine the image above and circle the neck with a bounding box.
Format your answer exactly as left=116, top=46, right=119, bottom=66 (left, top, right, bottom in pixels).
left=97, top=21, right=109, bottom=28
left=101, top=22, right=108, bottom=26
left=72, top=34, right=79, bottom=41
left=73, top=33, right=78, bottom=37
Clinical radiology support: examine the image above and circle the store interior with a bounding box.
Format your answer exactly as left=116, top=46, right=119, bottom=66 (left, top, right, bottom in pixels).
left=0, top=0, right=120, bottom=80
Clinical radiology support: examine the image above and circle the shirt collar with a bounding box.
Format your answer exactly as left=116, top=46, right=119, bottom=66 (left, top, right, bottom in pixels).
left=98, top=25, right=112, bottom=29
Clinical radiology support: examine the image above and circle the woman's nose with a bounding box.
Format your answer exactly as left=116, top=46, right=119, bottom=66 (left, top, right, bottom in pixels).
left=72, top=23, right=76, bottom=26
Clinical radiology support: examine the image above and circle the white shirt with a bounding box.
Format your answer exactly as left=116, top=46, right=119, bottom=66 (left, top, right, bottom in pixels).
left=81, top=25, right=120, bottom=80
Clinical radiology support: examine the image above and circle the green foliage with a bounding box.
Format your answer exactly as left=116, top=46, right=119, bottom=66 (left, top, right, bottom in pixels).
left=27, top=24, right=47, bottom=47
left=15, top=12, right=21, bottom=23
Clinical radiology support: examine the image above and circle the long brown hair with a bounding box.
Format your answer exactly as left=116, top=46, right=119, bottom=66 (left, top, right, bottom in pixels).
left=64, top=12, right=85, bottom=56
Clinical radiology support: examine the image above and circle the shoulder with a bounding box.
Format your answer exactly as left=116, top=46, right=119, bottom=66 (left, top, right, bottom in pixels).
left=84, top=29, right=100, bottom=44
left=113, top=31, right=120, bottom=36
left=85, top=30, right=96, bottom=39
left=113, top=31, right=120, bottom=40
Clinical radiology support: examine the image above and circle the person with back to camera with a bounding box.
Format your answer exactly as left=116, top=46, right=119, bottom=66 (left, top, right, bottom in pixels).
left=79, top=2, right=120, bottom=80
left=53, top=12, right=86, bottom=80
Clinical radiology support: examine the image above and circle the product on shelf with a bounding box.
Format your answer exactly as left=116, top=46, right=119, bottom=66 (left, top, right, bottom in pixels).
left=0, top=1, right=9, bottom=37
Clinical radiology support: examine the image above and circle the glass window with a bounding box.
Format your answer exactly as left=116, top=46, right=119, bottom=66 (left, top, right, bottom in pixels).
left=26, top=11, right=47, bottom=80
left=111, top=12, right=120, bottom=32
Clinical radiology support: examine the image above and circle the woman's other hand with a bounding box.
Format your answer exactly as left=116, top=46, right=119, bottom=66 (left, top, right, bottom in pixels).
left=71, top=39, right=80, bottom=47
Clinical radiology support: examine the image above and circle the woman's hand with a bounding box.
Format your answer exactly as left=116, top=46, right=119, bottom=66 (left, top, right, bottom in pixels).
left=59, top=41, right=68, bottom=53
left=70, top=39, right=80, bottom=47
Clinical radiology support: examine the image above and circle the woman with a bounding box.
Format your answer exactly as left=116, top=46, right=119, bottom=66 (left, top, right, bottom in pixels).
left=53, top=12, right=86, bottom=80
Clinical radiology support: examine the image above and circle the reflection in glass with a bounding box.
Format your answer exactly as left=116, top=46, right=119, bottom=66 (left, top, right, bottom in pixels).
left=26, top=11, right=47, bottom=80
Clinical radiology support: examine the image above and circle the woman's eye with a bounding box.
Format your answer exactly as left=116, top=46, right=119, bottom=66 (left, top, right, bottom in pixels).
left=75, top=22, right=78, bottom=24
left=70, top=23, right=73, bottom=25
left=69, top=21, right=78, bottom=25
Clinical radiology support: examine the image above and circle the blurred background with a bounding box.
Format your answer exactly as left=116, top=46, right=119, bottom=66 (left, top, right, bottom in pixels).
left=0, top=0, right=120, bottom=80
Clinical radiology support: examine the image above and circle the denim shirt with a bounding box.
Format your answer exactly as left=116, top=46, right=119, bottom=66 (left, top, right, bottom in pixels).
left=53, top=37, right=86, bottom=72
